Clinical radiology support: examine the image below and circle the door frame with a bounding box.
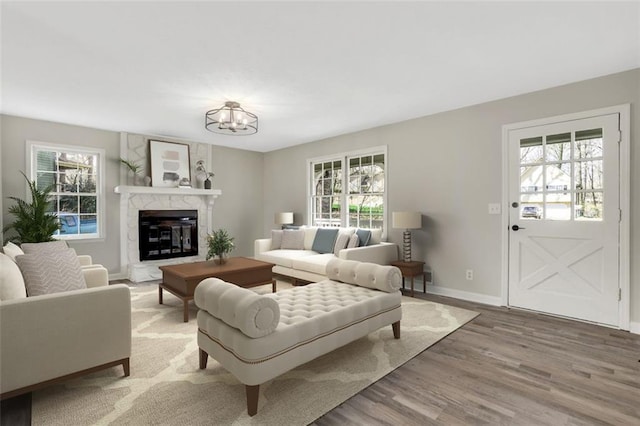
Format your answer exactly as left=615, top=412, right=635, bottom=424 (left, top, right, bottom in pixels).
left=500, top=104, right=630, bottom=330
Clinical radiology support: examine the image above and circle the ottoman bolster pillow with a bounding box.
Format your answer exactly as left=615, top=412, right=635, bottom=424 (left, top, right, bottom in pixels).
left=326, top=258, right=402, bottom=293
left=195, top=278, right=280, bottom=338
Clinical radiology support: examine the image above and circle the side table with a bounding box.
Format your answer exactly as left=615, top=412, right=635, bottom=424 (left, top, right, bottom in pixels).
left=390, top=260, right=428, bottom=297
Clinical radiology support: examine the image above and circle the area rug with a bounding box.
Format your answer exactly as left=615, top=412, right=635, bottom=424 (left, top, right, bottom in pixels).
left=32, top=284, right=478, bottom=425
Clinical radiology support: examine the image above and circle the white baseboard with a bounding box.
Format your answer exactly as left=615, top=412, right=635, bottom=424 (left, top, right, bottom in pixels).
left=630, top=321, right=640, bottom=335
left=425, top=284, right=502, bottom=307
left=108, top=272, right=127, bottom=281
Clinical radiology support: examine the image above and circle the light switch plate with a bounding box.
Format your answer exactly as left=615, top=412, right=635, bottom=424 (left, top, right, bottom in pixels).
left=488, top=203, right=501, bottom=214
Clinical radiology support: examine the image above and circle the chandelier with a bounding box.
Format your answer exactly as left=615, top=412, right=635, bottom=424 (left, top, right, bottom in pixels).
left=205, top=101, right=258, bottom=135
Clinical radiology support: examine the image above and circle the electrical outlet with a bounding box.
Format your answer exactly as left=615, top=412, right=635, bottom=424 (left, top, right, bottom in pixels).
left=488, top=203, right=501, bottom=214
left=466, top=269, right=473, bottom=280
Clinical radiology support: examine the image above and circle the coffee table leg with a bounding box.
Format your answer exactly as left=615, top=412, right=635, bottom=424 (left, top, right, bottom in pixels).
left=183, top=299, right=189, bottom=322
left=411, top=276, right=415, bottom=298
left=159, top=286, right=163, bottom=304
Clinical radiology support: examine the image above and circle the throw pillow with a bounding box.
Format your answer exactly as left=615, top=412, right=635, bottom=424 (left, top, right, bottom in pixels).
left=271, top=230, right=283, bottom=250
left=0, top=253, right=27, bottom=301
left=311, top=228, right=339, bottom=254
left=21, top=241, right=69, bottom=254
left=2, top=241, right=24, bottom=261
left=355, top=229, right=372, bottom=247
left=16, top=249, right=87, bottom=296
left=346, top=233, right=359, bottom=249
left=280, top=229, right=305, bottom=250
left=369, top=228, right=383, bottom=245
left=333, top=232, right=351, bottom=255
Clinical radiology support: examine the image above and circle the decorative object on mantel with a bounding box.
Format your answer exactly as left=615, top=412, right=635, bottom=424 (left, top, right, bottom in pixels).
left=205, top=101, right=258, bottom=135
left=178, top=177, right=192, bottom=188
left=195, top=160, right=215, bottom=189
left=149, top=140, right=191, bottom=188
left=119, top=158, right=146, bottom=186
left=392, top=211, right=422, bottom=262
left=206, top=229, right=235, bottom=264
left=274, top=212, right=294, bottom=229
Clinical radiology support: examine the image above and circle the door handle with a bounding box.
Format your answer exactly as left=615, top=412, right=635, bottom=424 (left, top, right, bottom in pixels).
left=512, top=225, right=525, bottom=231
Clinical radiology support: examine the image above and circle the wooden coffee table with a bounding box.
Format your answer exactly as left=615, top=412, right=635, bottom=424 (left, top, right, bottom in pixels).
left=158, top=257, right=276, bottom=322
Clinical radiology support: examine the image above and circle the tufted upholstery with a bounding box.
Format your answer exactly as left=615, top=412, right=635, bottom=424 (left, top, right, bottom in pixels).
left=326, top=258, right=402, bottom=293
left=197, top=263, right=401, bottom=393
left=195, top=278, right=280, bottom=338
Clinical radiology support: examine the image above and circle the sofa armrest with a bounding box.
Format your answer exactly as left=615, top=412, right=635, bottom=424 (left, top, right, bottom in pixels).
left=0, top=284, right=131, bottom=395
left=254, top=238, right=272, bottom=256
left=76, top=254, right=93, bottom=267
left=338, top=242, right=399, bottom=265
left=81, top=265, right=109, bottom=288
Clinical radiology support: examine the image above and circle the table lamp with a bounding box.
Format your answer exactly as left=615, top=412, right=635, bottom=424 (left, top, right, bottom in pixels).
left=392, top=211, right=421, bottom=262
left=274, top=212, right=294, bottom=229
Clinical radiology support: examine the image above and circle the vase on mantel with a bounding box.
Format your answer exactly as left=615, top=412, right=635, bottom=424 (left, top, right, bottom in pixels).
left=204, top=178, right=212, bottom=189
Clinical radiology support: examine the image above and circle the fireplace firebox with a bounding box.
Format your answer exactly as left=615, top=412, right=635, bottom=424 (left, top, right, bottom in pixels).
left=138, top=210, right=198, bottom=261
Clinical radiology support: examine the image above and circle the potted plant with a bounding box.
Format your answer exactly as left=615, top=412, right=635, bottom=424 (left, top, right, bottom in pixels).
left=206, top=229, right=234, bottom=264
left=120, top=158, right=143, bottom=186
left=3, top=172, right=60, bottom=244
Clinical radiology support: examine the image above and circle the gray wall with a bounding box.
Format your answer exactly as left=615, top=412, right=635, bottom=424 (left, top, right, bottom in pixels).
left=263, top=69, right=639, bottom=323
left=1, top=115, right=264, bottom=273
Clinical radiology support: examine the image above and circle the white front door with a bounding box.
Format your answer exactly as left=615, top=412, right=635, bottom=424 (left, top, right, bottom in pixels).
left=507, top=113, right=620, bottom=326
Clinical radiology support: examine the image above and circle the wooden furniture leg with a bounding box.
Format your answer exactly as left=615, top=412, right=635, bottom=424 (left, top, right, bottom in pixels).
left=122, top=358, right=130, bottom=377
left=392, top=321, right=400, bottom=339
left=246, top=385, right=260, bottom=416
left=158, top=286, right=163, bottom=304
left=199, top=349, right=208, bottom=369
left=410, top=276, right=415, bottom=297
left=183, top=299, right=189, bottom=322
left=271, top=279, right=276, bottom=293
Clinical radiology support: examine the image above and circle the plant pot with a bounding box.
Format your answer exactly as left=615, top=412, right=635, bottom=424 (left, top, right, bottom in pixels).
left=214, top=255, right=226, bottom=265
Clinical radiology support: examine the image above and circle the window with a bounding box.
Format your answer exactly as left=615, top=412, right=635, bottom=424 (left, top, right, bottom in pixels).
left=28, top=141, right=104, bottom=239
left=309, top=147, right=387, bottom=232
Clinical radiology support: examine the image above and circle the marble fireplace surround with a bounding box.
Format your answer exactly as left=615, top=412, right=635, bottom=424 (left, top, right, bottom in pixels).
left=115, top=186, right=221, bottom=282
left=116, top=133, right=221, bottom=282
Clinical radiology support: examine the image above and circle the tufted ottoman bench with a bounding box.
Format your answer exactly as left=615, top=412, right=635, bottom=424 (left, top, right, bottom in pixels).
left=195, top=258, right=402, bottom=416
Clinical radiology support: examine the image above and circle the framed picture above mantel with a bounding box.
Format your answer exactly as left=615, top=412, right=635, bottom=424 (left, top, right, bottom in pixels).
left=149, top=140, right=191, bottom=188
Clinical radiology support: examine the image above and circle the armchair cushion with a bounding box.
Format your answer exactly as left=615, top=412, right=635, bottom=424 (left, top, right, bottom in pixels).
left=2, top=242, right=24, bottom=261
left=16, top=249, right=87, bottom=296
left=0, top=253, right=27, bottom=301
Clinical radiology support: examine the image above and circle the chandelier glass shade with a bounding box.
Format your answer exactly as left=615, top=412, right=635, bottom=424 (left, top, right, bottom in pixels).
left=205, top=101, right=258, bottom=135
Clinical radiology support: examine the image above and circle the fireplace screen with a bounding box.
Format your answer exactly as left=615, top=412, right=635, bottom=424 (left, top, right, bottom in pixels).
left=138, top=210, right=198, bottom=261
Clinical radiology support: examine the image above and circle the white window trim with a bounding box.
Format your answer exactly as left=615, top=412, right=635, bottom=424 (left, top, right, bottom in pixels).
left=307, top=145, right=388, bottom=239
left=26, top=140, right=106, bottom=241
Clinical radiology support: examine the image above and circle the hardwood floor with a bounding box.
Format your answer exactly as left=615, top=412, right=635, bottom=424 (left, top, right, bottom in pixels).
left=314, top=291, right=640, bottom=425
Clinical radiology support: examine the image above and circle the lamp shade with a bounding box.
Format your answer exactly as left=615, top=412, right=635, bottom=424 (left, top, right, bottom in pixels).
left=274, top=212, right=294, bottom=225
left=392, top=211, right=421, bottom=229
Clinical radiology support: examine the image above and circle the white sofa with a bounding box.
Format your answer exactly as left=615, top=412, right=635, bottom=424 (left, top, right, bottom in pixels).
left=254, top=226, right=399, bottom=283
left=0, top=252, right=131, bottom=399
left=196, top=258, right=402, bottom=416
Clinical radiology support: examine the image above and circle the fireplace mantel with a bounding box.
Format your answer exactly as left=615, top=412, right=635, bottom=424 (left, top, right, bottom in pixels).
left=114, top=185, right=221, bottom=205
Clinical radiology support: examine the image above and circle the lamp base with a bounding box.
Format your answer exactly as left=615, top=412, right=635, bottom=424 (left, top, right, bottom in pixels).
left=402, top=230, right=412, bottom=262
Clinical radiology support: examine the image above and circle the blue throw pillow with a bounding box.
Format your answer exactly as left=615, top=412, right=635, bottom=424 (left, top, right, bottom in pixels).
left=355, top=229, right=371, bottom=247
left=312, top=228, right=339, bottom=254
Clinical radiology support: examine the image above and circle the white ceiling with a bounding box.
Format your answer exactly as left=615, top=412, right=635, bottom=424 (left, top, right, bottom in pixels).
left=2, top=1, right=639, bottom=153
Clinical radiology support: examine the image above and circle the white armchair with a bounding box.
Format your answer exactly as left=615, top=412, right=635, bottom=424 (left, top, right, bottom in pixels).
left=0, top=252, right=131, bottom=399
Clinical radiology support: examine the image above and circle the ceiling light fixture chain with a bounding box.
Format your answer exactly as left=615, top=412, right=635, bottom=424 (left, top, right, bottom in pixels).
left=205, top=101, right=258, bottom=135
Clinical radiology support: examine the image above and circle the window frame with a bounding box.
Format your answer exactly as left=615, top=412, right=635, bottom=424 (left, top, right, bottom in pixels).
left=307, top=145, right=388, bottom=238
left=26, top=140, right=106, bottom=241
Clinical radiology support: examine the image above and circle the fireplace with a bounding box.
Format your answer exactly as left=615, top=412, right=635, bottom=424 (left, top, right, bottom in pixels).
left=138, top=210, right=198, bottom=261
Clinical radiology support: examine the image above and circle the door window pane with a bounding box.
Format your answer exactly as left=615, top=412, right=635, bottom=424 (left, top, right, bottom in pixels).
left=574, top=160, right=603, bottom=190
left=520, top=137, right=543, bottom=164
left=575, top=128, right=603, bottom=159
left=546, top=133, right=571, bottom=162
left=575, top=191, right=603, bottom=220
left=520, top=203, right=543, bottom=220
left=520, top=166, right=543, bottom=193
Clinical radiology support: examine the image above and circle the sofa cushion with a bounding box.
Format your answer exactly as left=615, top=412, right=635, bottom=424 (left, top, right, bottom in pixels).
left=271, top=230, right=283, bottom=250
left=16, top=249, right=87, bottom=296
left=2, top=242, right=24, bottom=262
left=312, top=228, right=339, bottom=254
left=347, top=233, right=359, bottom=248
left=355, top=229, right=371, bottom=246
left=281, top=229, right=305, bottom=250
left=333, top=232, right=351, bottom=255
left=195, top=278, right=280, bottom=338
left=370, top=229, right=382, bottom=245
left=291, top=253, right=336, bottom=276
left=326, top=258, right=401, bottom=293
left=21, top=241, right=69, bottom=254
left=302, top=226, right=318, bottom=250
left=256, top=250, right=317, bottom=269
left=0, top=253, right=27, bottom=301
